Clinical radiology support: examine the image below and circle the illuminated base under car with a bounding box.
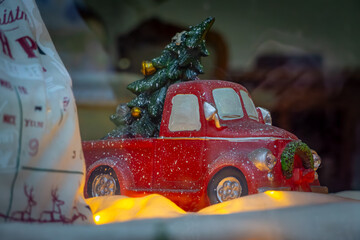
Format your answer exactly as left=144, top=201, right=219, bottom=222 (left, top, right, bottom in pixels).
left=258, top=186, right=328, bottom=194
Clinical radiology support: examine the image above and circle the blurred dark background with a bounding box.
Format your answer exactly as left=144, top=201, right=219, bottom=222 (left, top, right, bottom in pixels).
left=36, top=0, right=360, bottom=193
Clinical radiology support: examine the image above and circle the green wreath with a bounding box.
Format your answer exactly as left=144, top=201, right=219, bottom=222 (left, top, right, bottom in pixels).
left=280, top=141, right=314, bottom=179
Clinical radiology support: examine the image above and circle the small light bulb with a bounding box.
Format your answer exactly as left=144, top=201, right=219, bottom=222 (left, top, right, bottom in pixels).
left=94, top=215, right=100, bottom=223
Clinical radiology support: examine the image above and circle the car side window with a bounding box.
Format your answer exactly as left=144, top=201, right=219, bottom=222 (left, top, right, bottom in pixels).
left=240, top=90, right=258, bottom=120
left=168, top=94, right=201, bottom=132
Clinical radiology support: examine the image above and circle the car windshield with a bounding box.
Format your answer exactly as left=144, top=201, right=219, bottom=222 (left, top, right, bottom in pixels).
left=212, top=88, right=244, bottom=120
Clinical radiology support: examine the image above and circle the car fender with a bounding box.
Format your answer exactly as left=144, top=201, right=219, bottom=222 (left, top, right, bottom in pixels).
left=85, top=157, right=134, bottom=194
left=206, top=151, right=261, bottom=194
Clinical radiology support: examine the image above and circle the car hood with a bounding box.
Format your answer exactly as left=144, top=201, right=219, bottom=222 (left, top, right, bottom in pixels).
left=210, top=120, right=298, bottom=140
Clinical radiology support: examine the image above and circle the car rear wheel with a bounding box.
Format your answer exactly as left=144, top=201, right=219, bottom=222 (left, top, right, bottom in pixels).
left=87, top=166, right=120, bottom=197
left=207, top=167, right=248, bottom=204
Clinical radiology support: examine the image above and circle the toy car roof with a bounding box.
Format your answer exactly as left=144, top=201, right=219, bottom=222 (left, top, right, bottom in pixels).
left=167, top=80, right=249, bottom=95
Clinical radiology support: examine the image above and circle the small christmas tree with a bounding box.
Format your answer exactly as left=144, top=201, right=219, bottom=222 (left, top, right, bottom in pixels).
left=107, top=17, right=215, bottom=138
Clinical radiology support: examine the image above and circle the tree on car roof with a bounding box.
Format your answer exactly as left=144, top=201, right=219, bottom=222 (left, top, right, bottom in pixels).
left=106, top=17, right=215, bottom=138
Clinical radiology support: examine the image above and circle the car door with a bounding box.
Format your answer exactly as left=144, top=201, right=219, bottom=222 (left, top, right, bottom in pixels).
left=154, top=92, right=206, bottom=190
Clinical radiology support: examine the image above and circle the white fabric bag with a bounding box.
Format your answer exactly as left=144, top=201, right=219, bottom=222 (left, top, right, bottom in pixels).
left=0, top=0, right=92, bottom=224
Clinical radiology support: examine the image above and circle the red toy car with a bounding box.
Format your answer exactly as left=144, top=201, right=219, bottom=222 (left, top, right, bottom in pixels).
left=83, top=80, right=327, bottom=211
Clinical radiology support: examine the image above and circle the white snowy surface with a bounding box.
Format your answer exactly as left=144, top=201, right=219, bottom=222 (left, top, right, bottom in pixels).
left=1, top=191, right=360, bottom=240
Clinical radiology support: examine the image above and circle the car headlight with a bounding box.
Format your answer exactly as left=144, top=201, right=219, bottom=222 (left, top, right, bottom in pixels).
left=249, top=148, right=277, bottom=171
left=312, top=150, right=321, bottom=171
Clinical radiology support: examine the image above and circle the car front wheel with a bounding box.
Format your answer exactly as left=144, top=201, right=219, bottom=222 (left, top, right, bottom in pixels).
left=207, top=167, right=248, bottom=204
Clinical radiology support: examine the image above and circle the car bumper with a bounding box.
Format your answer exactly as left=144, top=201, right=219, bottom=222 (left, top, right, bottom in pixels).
left=310, top=186, right=328, bottom=194
left=257, top=186, right=328, bottom=194
left=257, top=187, right=291, bottom=193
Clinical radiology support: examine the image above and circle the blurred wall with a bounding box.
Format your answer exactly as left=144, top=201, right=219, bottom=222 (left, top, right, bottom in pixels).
left=36, top=0, right=360, bottom=191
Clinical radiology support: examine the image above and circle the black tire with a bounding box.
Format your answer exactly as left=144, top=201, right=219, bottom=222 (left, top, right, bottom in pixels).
left=207, top=167, right=248, bottom=204
left=87, top=165, right=120, bottom=198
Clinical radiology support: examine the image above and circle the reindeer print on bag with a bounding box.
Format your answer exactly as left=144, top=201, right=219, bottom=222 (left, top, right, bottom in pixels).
left=11, top=185, right=37, bottom=222
left=4, top=185, right=87, bottom=224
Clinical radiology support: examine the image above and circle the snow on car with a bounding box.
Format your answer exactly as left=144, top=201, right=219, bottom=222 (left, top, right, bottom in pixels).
left=83, top=80, right=326, bottom=211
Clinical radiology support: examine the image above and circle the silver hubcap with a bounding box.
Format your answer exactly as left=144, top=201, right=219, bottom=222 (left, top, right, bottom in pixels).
left=92, top=173, right=116, bottom=197
left=216, top=177, right=242, bottom=202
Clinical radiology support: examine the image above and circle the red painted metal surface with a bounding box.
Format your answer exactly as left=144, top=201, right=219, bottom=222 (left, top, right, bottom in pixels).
left=83, top=80, right=324, bottom=211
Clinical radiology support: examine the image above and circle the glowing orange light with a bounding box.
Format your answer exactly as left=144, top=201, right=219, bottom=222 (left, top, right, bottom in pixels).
left=118, top=198, right=135, bottom=210
left=86, top=191, right=344, bottom=225
left=86, top=194, right=186, bottom=225
left=265, top=190, right=284, bottom=199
